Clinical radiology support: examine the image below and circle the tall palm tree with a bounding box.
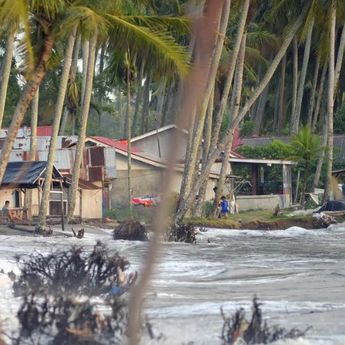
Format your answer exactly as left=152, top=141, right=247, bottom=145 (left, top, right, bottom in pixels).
left=37, top=26, right=78, bottom=230
left=66, top=3, right=190, bottom=221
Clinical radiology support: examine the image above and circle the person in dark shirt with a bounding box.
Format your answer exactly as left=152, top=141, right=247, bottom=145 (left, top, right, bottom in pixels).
left=2, top=200, right=15, bottom=226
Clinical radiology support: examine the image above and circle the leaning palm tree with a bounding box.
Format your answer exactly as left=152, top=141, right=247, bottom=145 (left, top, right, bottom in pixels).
left=0, top=0, right=32, bottom=128
left=0, top=0, right=70, bottom=184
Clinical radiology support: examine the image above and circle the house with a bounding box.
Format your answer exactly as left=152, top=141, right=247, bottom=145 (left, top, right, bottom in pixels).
left=0, top=161, right=103, bottom=220
left=83, top=136, right=221, bottom=207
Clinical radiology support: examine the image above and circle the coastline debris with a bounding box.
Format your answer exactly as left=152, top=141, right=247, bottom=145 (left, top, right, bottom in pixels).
left=113, top=220, right=148, bottom=241
left=221, top=297, right=310, bottom=345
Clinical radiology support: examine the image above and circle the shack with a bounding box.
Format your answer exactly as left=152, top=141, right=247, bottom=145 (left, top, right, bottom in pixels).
left=0, top=161, right=102, bottom=220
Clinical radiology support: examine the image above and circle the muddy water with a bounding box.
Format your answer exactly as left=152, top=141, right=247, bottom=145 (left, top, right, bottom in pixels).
left=0, top=225, right=345, bottom=345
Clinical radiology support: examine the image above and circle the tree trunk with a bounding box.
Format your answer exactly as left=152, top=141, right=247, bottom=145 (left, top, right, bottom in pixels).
left=273, top=81, right=280, bottom=134
left=324, top=2, right=336, bottom=202
left=25, top=87, right=39, bottom=221
left=278, top=54, right=287, bottom=134
left=126, top=55, right=133, bottom=214
left=60, top=34, right=81, bottom=135
left=132, top=59, right=145, bottom=136
left=38, top=27, right=77, bottom=230
left=0, top=35, right=54, bottom=184
left=290, top=37, right=298, bottom=134
left=209, top=0, right=250, bottom=149
left=140, top=75, right=150, bottom=134
left=178, top=0, right=231, bottom=203
left=80, top=40, right=89, bottom=107
left=335, top=24, right=345, bottom=92
left=174, top=6, right=308, bottom=223
left=291, top=21, right=313, bottom=134
left=0, top=28, right=15, bottom=128
left=254, top=83, right=269, bottom=134
left=193, top=87, right=214, bottom=216
left=313, top=111, right=328, bottom=190
left=67, top=33, right=97, bottom=221
left=307, top=54, right=320, bottom=127
left=312, top=64, right=327, bottom=132
left=214, top=33, right=246, bottom=215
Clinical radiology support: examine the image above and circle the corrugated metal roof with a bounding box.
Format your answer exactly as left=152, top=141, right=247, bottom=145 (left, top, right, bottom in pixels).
left=1, top=161, right=62, bottom=188
left=37, top=126, right=53, bottom=136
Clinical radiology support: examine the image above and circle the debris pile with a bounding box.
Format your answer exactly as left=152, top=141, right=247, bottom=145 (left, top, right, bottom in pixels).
left=221, top=297, right=310, bottom=345
left=169, top=223, right=197, bottom=244
left=12, top=241, right=132, bottom=345
left=113, top=220, right=148, bottom=241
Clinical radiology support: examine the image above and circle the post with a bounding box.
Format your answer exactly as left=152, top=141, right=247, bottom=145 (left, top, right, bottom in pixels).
left=294, top=169, right=301, bottom=204
left=282, top=164, right=292, bottom=207
left=60, top=180, right=65, bottom=231
left=79, top=189, right=82, bottom=223
left=251, top=164, right=258, bottom=195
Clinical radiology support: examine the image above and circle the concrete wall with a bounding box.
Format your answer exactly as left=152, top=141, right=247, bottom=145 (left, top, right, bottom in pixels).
left=236, top=194, right=290, bottom=211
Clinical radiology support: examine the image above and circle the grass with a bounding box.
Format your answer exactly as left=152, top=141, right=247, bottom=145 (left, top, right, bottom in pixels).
left=184, top=209, right=318, bottom=230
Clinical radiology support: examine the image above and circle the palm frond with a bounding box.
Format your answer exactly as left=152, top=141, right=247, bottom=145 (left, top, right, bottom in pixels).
left=105, top=14, right=189, bottom=77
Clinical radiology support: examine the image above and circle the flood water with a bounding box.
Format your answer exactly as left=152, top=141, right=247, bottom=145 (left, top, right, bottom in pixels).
left=0, top=225, right=345, bottom=345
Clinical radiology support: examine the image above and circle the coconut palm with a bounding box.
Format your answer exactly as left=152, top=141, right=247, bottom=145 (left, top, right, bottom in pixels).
left=0, top=0, right=67, bottom=184
left=66, top=1, right=190, bottom=222
left=37, top=26, right=78, bottom=230
left=0, top=0, right=32, bottom=128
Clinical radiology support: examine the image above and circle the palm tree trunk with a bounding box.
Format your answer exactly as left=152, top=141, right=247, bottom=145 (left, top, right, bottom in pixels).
left=67, top=33, right=97, bottom=221
left=307, top=54, right=320, bottom=127
left=278, top=54, right=287, bottom=134
left=140, top=76, right=150, bottom=134
left=290, top=37, right=298, bottom=134
left=178, top=0, right=231, bottom=203
left=193, top=87, right=214, bottom=216
left=324, top=2, right=336, bottom=202
left=313, top=111, right=328, bottom=190
left=291, top=21, right=314, bottom=134
left=0, top=35, right=54, bottom=184
left=132, top=59, right=145, bottom=135
left=0, top=28, right=15, bottom=128
left=60, top=34, right=81, bottom=135
left=214, top=33, right=246, bottom=214
left=312, top=64, right=327, bottom=131
left=126, top=55, right=133, bottom=214
left=174, top=5, right=308, bottom=223
left=25, top=87, right=39, bottom=221
left=209, top=0, right=249, bottom=149
left=254, top=83, right=269, bottom=135
left=38, top=27, right=77, bottom=230
left=80, top=40, right=89, bottom=107
left=335, top=24, right=345, bottom=92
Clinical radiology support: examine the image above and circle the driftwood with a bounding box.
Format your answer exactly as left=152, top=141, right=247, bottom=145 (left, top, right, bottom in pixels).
left=221, top=297, right=310, bottom=345
left=113, top=220, right=148, bottom=241
left=72, top=228, right=85, bottom=239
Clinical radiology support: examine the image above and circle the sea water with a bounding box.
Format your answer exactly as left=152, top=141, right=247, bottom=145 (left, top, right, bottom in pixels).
left=0, top=224, right=344, bottom=345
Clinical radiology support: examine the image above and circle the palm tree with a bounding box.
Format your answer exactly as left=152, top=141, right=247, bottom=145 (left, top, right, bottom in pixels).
left=174, top=3, right=310, bottom=224
left=67, top=32, right=98, bottom=221
left=66, top=2, right=190, bottom=221
left=37, top=26, right=78, bottom=230
left=324, top=0, right=336, bottom=201
left=0, top=0, right=68, bottom=184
